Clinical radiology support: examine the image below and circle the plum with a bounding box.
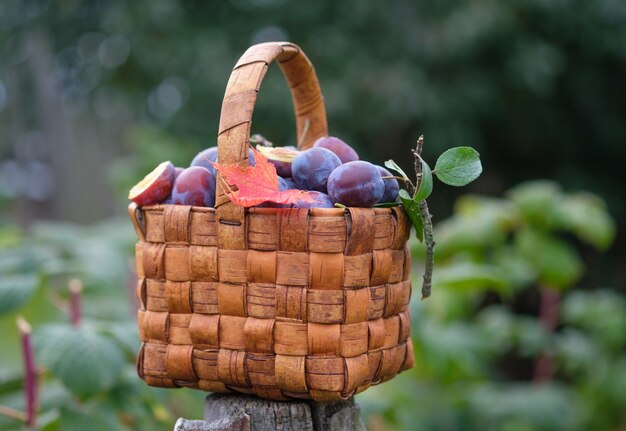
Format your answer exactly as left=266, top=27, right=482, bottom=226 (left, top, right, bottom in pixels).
left=377, top=166, right=400, bottom=202
left=328, top=161, right=385, bottom=207
left=313, top=136, right=359, bottom=163
left=190, top=147, right=219, bottom=175
left=191, top=147, right=256, bottom=175
left=128, top=161, right=176, bottom=206
left=294, top=191, right=334, bottom=208
left=256, top=145, right=299, bottom=177
left=278, top=177, right=300, bottom=191
left=171, top=166, right=216, bottom=207
left=174, top=167, right=184, bottom=178
left=292, top=147, right=341, bottom=193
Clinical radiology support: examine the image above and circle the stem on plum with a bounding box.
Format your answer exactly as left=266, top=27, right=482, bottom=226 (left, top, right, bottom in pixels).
left=413, top=135, right=435, bottom=299
left=16, top=316, right=37, bottom=428
left=69, top=278, right=83, bottom=327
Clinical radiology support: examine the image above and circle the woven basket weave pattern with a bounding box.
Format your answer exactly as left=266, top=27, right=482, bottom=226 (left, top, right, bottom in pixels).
left=131, top=42, right=415, bottom=402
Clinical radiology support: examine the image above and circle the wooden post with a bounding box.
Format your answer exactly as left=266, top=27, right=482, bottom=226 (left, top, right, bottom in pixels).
left=174, top=393, right=366, bottom=431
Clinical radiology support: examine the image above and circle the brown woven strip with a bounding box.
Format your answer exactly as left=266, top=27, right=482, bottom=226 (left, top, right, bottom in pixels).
left=308, top=323, right=341, bottom=355
left=244, top=317, right=275, bottom=353
left=278, top=210, right=308, bottom=252
left=275, top=355, right=307, bottom=392
left=166, top=281, right=192, bottom=314
left=247, top=250, right=276, bottom=283
left=163, top=205, right=192, bottom=243
left=309, top=253, right=344, bottom=290
left=189, top=314, right=219, bottom=349
left=166, top=344, right=195, bottom=381
left=217, top=349, right=247, bottom=386
left=346, top=208, right=375, bottom=255
left=168, top=313, right=192, bottom=345
left=189, top=246, right=218, bottom=282
left=344, top=354, right=369, bottom=394
left=144, top=209, right=165, bottom=243
left=246, top=353, right=276, bottom=387
left=274, top=321, right=308, bottom=355
left=246, top=283, right=276, bottom=318
left=217, top=283, right=246, bottom=317
left=276, top=285, right=306, bottom=321
left=191, top=281, right=218, bottom=314
left=142, top=243, right=165, bottom=280
left=340, top=322, right=369, bottom=357
left=219, top=316, right=247, bottom=350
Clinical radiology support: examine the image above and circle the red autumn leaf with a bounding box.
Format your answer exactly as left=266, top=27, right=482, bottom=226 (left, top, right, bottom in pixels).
left=211, top=147, right=318, bottom=207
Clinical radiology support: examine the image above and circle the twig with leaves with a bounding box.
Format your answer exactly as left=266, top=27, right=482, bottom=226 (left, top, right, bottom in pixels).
left=385, top=136, right=482, bottom=299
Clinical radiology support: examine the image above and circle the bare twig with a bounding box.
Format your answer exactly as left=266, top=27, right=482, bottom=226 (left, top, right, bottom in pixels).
left=16, top=316, right=37, bottom=428
left=0, top=405, right=27, bottom=422
left=413, top=135, right=435, bottom=299
left=69, top=278, right=83, bottom=327
left=534, top=286, right=561, bottom=382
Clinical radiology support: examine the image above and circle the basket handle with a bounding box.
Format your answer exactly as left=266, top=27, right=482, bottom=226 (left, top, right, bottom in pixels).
left=215, top=42, right=328, bottom=248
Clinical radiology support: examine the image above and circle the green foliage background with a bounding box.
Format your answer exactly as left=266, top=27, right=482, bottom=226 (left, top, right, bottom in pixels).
left=0, top=0, right=625, bottom=430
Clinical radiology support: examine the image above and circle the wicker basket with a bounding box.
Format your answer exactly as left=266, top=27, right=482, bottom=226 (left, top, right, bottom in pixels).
left=128, top=41, right=415, bottom=402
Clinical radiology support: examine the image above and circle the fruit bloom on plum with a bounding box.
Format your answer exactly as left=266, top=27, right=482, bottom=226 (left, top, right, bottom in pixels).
left=328, top=161, right=385, bottom=207
left=292, top=147, right=341, bottom=193
left=171, top=166, right=216, bottom=207
left=313, top=136, right=359, bottom=163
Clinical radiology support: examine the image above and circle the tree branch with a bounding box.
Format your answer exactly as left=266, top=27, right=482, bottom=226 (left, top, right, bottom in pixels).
left=413, top=136, right=435, bottom=299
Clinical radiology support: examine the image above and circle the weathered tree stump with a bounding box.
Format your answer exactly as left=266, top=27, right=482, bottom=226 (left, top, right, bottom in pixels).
left=174, top=394, right=366, bottom=431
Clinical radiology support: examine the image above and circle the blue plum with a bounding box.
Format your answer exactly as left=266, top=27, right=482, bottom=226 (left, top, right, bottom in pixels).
left=313, top=136, right=359, bottom=163
left=294, top=191, right=334, bottom=208
left=292, top=147, right=341, bottom=193
left=278, top=177, right=299, bottom=191
left=171, top=166, right=216, bottom=207
left=327, top=161, right=385, bottom=207
left=190, top=147, right=218, bottom=175
left=377, top=166, right=400, bottom=202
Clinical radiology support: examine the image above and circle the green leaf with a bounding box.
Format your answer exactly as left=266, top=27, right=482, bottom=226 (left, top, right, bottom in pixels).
left=433, top=262, right=511, bottom=294
left=555, top=193, right=616, bottom=250
left=434, top=147, right=482, bottom=186
left=384, top=159, right=410, bottom=181
left=399, top=189, right=424, bottom=241
left=515, top=228, right=583, bottom=289
left=414, top=157, right=433, bottom=202
left=0, top=274, right=39, bottom=315
left=506, top=180, right=561, bottom=227
left=58, top=406, right=124, bottom=431
left=34, top=324, right=124, bottom=399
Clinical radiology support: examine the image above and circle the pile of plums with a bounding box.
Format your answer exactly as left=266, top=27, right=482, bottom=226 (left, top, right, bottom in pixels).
left=128, top=136, right=399, bottom=209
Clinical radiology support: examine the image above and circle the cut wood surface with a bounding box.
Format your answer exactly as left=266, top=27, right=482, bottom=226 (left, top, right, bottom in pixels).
left=174, top=393, right=365, bottom=431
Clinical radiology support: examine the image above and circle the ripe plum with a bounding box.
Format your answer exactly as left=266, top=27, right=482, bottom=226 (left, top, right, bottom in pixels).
left=292, top=147, right=341, bottom=193
left=171, top=166, right=216, bottom=207
left=327, top=161, right=384, bottom=207
left=313, top=136, right=359, bottom=163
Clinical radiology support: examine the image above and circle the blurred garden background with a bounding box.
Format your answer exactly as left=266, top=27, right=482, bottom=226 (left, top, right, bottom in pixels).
left=1, top=0, right=625, bottom=430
